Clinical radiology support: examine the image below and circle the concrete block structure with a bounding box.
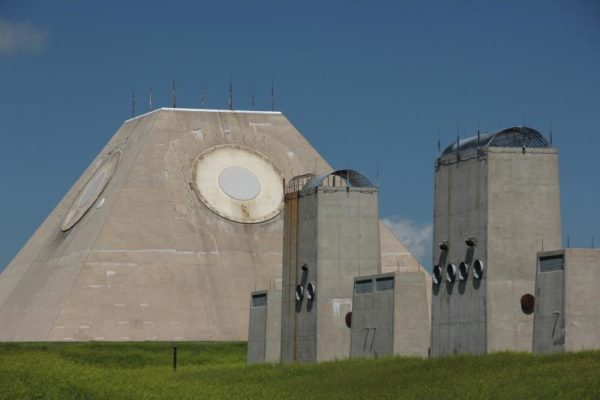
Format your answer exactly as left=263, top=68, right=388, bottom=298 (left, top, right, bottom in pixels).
left=247, top=287, right=282, bottom=364
left=280, top=171, right=382, bottom=362
left=350, top=271, right=430, bottom=358
left=431, top=127, right=561, bottom=356
left=533, top=249, right=600, bottom=354
left=0, top=108, right=425, bottom=341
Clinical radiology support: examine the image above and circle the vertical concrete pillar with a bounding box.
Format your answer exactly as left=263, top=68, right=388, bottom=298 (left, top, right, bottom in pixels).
left=431, top=127, right=561, bottom=356
left=281, top=170, right=380, bottom=362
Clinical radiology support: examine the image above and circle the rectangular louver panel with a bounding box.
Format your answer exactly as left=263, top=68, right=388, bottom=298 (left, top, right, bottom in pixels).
left=251, top=293, right=267, bottom=307
left=376, top=276, right=394, bottom=291
left=539, top=255, right=564, bottom=273
left=355, top=279, right=373, bottom=294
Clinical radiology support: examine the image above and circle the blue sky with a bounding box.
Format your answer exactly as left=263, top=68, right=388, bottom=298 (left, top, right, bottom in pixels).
left=0, top=0, right=598, bottom=270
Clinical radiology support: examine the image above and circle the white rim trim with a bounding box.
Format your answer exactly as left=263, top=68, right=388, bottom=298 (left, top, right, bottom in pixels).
left=192, top=145, right=284, bottom=224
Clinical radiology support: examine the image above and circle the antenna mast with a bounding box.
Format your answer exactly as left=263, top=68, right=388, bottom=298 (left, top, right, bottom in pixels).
left=131, top=87, right=135, bottom=118
left=271, top=79, right=275, bottom=111
left=148, top=87, right=153, bottom=111
left=456, top=122, right=460, bottom=160
left=172, top=76, right=177, bottom=108
left=200, top=81, right=206, bottom=108
left=228, top=76, right=233, bottom=110
left=252, top=85, right=256, bottom=109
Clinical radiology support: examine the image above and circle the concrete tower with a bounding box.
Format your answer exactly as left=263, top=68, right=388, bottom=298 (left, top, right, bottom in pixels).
left=0, top=108, right=426, bottom=342
left=431, top=127, right=561, bottom=356
left=280, top=171, right=382, bottom=362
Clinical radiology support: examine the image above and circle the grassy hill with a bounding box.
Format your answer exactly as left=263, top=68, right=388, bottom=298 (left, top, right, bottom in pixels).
left=0, top=342, right=598, bottom=399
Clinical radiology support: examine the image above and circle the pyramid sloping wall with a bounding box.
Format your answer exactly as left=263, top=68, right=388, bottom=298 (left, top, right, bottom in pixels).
left=0, top=109, right=429, bottom=341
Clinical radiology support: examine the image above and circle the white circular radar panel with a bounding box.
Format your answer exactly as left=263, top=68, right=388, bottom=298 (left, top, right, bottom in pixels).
left=192, top=145, right=284, bottom=223
left=61, top=152, right=121, bottom=232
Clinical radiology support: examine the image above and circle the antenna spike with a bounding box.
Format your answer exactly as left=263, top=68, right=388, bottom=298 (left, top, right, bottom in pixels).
left=252, top=85, right=256, bottom=110
left=200, top=81, right=206, bottom=109
left=456, top=122, right=460, bottom=159
left=148, top=87, right=153, bottom=111
left=131, top=86, right=135, bottom=118
left=271, top=79, right=275, bottom=111
left=172, top=73, right=177, bottom=108
left=437, top=129, right=441, bottom=154
left=228, top=76, right=233, bottom=110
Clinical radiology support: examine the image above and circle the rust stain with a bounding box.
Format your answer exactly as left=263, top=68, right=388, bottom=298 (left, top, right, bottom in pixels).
left=240, top=204, right=250, bottom=218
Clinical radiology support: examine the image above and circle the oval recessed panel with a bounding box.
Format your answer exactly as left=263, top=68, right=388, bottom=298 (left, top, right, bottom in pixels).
left=61, top=151, right=121, bottom=232
left=192, top=145, right=283, bottom=224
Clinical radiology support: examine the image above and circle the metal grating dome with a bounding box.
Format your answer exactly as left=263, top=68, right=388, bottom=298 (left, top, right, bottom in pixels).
left=441, top=126, right=551, bottom=158
left=301, top=169, right=375, bottom=193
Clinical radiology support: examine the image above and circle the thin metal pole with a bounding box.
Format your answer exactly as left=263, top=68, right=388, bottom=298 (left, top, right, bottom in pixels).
left=131, top=87, right=135, bottom=118
left=173, top=346, right=177, bottom=371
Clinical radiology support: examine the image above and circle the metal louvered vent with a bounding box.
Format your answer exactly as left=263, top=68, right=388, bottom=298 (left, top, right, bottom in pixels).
left=251, top=293, right=267, bottom=307
left=355, top=279, right=373, bottom=294
left=376, top=276, right=394, bottom=291
left=539, top=255, right=564, bottom=273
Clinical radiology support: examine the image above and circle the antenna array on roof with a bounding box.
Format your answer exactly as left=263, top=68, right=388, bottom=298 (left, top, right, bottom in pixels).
left=128, top=77, right=283, bottom=114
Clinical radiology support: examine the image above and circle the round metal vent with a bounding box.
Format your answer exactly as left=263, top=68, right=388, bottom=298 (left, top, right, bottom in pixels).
left=192, top=145, right=283, bottom=224
left=446, top=264, right=457, bottom=283
left=473, top=260, right=485, bottom=280
left=432, top=265, right=442, bottom=285
left=306, top=282, right=316, bottom=301
left=521, top=294, right=535, bottom=315
left=345, top=312, right=352, bottom=328
left=458, top=262, right=469, bottom=281
left=295, top=284, right=304, bottom=302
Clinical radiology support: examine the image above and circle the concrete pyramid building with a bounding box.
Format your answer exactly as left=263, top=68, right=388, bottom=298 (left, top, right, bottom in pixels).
left=0, top=108, right=430, bottom=341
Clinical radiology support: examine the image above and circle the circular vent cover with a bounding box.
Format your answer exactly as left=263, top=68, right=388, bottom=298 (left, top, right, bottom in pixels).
left=192, top=145, right=283, bottom=223
left=61, top=151, right=121, bottom=232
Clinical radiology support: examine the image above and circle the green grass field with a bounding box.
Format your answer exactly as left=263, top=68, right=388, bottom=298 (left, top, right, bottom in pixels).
left=0, top=342, right=598, bottom=399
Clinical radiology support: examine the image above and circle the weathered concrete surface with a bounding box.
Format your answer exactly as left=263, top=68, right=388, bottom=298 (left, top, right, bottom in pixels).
left=563, top=249, right=600, bottom=351
left=486, top=148, right=562, bottom=352
left=432, top=145, right=561, bottom=356
left=351, top=271, right=430, bottom=358
left=0, top=108, right=428, bottom=341
left=281, top=173, right=388, bottom=362
left=533, top=250, right=565, bottom=354
left=534, top=249, right=600, bottom=353
left=431, top=151, right=488, bottom=356
left=247, top=286, right=281, bottom=364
